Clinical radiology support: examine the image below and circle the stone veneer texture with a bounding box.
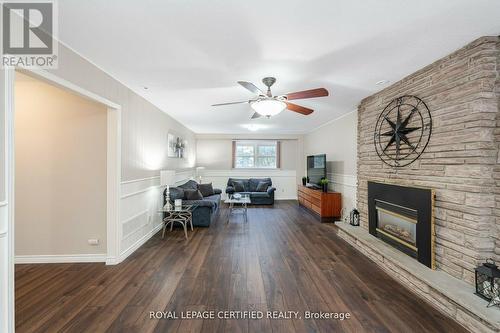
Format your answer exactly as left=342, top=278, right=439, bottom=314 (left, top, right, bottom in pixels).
left=357, top=36, right=500, bottom=285
left=495, top=37, right=500, bottom=271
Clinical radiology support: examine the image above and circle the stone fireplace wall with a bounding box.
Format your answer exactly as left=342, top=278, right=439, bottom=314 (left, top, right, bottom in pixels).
left=495, top=37, right=500, bottom=268
left=357, top=36, right=500, bottom=285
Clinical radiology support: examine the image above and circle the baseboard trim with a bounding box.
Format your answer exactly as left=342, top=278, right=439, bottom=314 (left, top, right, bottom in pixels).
left=106, top=223, right=163, bottom=265
left=15, top=254, right=107, bottom=264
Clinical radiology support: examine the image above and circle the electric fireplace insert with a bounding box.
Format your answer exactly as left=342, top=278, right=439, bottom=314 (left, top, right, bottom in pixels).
left=368, top=181, right=435, bottom=269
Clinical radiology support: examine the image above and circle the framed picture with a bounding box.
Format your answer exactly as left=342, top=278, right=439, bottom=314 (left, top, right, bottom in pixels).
left=168, top=132, right=186, bottom=158
left=167, top=133, right=177, bottom=157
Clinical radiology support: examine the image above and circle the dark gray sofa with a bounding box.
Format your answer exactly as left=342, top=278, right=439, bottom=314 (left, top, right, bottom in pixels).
left=225, top=178, right=276, bottom=205
left=163, top=180, right=221, bottom=227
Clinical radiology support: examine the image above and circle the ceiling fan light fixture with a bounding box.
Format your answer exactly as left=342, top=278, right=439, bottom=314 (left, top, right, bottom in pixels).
left=250, top=99, right=286, bottom=117
left=241, top=123, right=267, bottom=131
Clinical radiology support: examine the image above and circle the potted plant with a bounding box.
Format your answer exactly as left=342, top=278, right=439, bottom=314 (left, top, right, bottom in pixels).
left=302, top=176, right=308, bottom=186
left=319, top=178, right=329, bottom=192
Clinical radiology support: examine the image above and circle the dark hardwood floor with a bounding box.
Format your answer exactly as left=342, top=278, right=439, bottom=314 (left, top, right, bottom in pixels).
left=15, top=201, right=467, bottom=333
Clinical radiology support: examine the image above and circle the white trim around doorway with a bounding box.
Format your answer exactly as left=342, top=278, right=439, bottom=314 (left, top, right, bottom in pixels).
left=14, top=68, right=122, bottom=264
left=4, top=67, right=15, bottom=333
left=3, top=66, right=122, bottom=333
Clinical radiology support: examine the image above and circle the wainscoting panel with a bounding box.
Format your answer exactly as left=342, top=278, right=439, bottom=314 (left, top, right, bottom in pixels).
left=0, top=202, right=7, bottom=236
left=119, top=169, right=194, bottom=261
left=201, top=169, right=297, bottom=200
left=120, top=178, right=163, bottom=253
left=327, top=173, right=357, bottom=220
left=0, top=202, right=8, bottom=331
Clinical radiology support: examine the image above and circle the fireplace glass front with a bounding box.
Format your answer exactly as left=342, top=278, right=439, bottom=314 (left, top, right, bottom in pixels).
left=374, top=200, right=418, bottom=258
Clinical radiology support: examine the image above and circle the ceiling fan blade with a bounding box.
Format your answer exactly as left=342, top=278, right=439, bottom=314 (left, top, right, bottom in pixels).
left=251, top=112, right=261, bottom=119
left=286, top=102, right=314, bottom=115
left=286, top=88, right=329, bottom=100
left=238, top=81, right=264, bottom=95
left=211, top=101, right=249, bottom=106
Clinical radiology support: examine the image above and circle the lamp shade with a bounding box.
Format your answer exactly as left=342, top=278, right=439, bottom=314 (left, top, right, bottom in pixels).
left=160, top=170, right=176, bottom=186
left=250, top=99, right=286, bottom=116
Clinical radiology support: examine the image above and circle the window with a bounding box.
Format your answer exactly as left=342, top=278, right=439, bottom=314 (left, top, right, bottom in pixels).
left=232, top=140, right=280, bottom=169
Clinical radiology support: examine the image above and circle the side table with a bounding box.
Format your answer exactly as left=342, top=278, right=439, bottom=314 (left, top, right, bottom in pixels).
left=158, top=204, right=196, bottom=239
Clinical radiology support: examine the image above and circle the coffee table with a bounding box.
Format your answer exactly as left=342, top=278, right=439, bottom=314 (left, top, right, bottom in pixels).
left=225, top=194, right=251, bottom=223
left=158, top=204, right=197, bottom=239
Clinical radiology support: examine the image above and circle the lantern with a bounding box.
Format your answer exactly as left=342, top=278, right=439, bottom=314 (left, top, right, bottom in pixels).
left=475, top=259, right=500, bottom=307
left=349, top=209, right=360, bottom=226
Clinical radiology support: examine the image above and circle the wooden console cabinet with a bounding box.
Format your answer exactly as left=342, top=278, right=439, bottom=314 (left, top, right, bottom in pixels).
left=297, top=185, right=342, bottom=221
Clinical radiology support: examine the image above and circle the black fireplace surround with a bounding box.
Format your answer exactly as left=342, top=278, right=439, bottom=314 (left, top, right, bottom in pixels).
left=368, top=181, right=435, bottom=269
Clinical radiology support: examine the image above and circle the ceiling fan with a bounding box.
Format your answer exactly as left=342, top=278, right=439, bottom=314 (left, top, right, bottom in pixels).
left=212, top=77, right=329, bottom=119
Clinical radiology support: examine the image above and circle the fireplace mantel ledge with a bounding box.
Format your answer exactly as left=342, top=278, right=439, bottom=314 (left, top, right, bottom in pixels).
left=335, top=223, right=500, bottom=332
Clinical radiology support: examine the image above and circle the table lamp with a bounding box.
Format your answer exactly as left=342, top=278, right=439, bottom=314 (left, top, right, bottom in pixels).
left=195, top=166, right=205, bottom=183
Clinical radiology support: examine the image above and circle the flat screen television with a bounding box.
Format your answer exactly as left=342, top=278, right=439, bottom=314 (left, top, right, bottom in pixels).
left=307, top=154, right=326, bottom=186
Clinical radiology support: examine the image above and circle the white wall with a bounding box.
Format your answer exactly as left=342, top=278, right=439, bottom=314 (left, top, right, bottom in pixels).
left=303, top=110, right=358, bottom=217
left=42, top=43, right=197, bottom=262
left=48, top=44, right=197, bottom=181
left=44, top=44, right=197, bottom=262
left=14, top=73, right=108, bottom=257
left=196, top=134, right=303, bottom=200
left=196, top=139, right=232, bottom=170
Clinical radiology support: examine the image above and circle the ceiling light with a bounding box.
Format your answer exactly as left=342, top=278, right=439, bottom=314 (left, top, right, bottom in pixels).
left=250, top=99, right=286, bottom=117
left=246, top=124, right=260, bottom=131
left=241, top=124, right=268, bottom=131
left=375, top=80, right=390, bottom=86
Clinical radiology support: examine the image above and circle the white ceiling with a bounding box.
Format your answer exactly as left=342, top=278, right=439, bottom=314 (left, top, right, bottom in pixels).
left=58, top=0, right=500, bottom=134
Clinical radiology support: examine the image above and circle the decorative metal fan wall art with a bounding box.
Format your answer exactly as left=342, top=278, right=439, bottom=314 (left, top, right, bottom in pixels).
left=374, top=95, right=432, bottom=167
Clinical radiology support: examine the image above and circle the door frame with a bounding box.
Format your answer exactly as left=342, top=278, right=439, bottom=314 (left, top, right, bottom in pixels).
left=3, top=67, right=122, bottom=332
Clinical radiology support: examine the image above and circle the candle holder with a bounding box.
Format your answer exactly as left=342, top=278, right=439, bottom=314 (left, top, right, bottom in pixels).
left=164, top=186, right=173, bottom=210
left=160, top=170, right=176, bottom=210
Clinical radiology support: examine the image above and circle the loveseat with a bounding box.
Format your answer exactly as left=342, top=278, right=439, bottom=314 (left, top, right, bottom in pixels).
left=163, top=180, right=221, bottom=227
left=225, top=177, right=276, bottom=205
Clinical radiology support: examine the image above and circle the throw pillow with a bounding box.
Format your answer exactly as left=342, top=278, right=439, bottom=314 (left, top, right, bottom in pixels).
left=232, top=180, right=245, bottom=192
left=169, top=187, right=184, bottom=200
left=198, top=183, right=215, bottom=197
left=256, top=181, right=269, bottom=192
left=184, top=189, right=203, bottom=200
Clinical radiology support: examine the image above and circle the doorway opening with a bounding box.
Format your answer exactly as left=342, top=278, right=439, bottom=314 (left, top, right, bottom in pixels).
left=15, top=71, right=109, bottom=262
left=2, top=68, right=121, bottom=332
